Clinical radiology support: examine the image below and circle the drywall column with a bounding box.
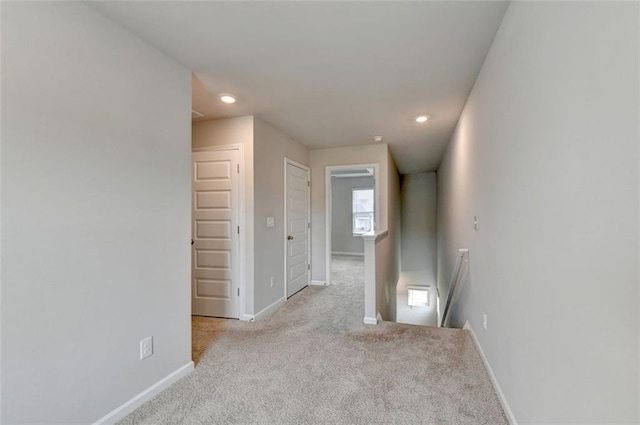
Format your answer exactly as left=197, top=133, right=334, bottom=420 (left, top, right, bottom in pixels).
left=362, top=233, right=377, bottom=325
left=362, top=229, right=389, bottom=324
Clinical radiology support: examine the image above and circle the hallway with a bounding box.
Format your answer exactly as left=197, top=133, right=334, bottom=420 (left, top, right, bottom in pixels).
left=120, top=263, right=507, bottom=424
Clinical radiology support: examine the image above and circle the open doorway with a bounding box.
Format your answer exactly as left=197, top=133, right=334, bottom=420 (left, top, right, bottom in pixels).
left=325, top=165, right=378, bottom=287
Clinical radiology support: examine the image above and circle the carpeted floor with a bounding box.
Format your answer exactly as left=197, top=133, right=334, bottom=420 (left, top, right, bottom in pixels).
left=330, top=254, right=365, bottom=287
left=119, top=255, right=507, bottom=424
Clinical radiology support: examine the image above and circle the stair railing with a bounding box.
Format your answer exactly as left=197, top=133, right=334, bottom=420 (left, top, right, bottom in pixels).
left=440, top=248, right=469, bottom=328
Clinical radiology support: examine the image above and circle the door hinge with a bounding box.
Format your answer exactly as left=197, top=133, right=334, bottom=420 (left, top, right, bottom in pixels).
left=307, top=222, right=310, bottom=229
left=308, top=264, right=310, bottom=270
left=237, top=226, right=240, bottom=234
left=237, top=164, right=240, bottom=174
left=307, top=181, right=310, bottom=187
left=237, top=288, right=240, bottom=296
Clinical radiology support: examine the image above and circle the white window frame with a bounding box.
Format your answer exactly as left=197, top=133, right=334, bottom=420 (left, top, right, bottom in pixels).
left=352, top=187, right=374, bottom=236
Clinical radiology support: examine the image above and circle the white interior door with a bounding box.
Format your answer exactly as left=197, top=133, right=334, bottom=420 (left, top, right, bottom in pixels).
left=286, top=161, right=310, bottom=298
left=192, top=148, right=239, bottom=318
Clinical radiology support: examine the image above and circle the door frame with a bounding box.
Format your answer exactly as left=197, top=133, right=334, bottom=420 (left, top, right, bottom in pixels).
left=325, top=163, right=379, bottom=285
left=192, top=144, right=245, bottom=319
left=284, top=157, right=311, bottom=299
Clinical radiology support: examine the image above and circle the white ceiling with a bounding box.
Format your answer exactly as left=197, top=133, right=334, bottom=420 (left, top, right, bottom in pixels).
left=89, top=1, right=509, bottom=174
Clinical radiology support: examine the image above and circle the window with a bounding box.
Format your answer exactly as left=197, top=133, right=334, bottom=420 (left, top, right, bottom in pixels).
left=407, top=286, right=430, bottom=307
left=352, top=188, right=374, bottom=235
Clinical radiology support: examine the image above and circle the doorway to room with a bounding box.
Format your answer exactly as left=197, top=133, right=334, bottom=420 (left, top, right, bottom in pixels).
left=326, top=165, right=378, bottom=288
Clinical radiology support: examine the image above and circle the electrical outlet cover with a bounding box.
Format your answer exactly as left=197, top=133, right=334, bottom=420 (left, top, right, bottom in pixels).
left=140, top=336, right=153, bottom=360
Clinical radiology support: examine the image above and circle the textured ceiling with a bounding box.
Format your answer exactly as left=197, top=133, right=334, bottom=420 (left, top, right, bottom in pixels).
left=90, top=1, right=509, bottom=173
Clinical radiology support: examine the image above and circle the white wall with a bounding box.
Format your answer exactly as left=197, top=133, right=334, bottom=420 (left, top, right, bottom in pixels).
left=0, top=3, right=4, bottom=419
left=253, top=118, right=309, bottom=313
left=192, top=117, right=309, bottom=316
left=373, top=232, right=393, bottom=320
left=437, top=2, right=639, bottom=423
left=400, top=173, right=437, bottom=285
left=397, top=172, right=437, bottom=326
left=385, top=151, right=401, bottom=321
left=331, top=176, right=374, bottom=255
left=192, top=116, right=255, bottom=317
left=310, top=144, right=389, bottom=283
left=2, top=3, right=192, bottom=423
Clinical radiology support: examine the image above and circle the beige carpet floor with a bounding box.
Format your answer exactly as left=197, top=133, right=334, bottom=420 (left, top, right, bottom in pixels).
left=330, top=254, right=365, bottom=287
left=119, top=255, right=507, bottom=424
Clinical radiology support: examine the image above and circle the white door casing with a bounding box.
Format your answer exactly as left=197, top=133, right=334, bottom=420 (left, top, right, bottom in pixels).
left=192, top=148, right=240, bottom=318
left=285, top=159, right=310, bottom=298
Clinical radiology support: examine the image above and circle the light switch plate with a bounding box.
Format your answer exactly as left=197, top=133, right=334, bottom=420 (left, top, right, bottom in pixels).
left=140, top=336, right=153, bottom=360
left=266, top=217, right=275, bottom=228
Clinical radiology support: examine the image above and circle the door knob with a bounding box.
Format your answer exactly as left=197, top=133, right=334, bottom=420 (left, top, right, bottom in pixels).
left=287, top=235, right=294, bottom=240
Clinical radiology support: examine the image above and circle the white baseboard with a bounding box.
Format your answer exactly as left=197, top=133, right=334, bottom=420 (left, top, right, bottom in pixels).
left=310, top=280, right=327, bottom=286
left=93, top=361, right=194, bottom=425
left=254, top=297, right=285, bottom=321
left=332, top=251, right=364, bottom=257
left=240, top=314, right=255, bottom=322
left=363, top=316, right=378, bottom=325
left=463, top=321, right=517, bottom=425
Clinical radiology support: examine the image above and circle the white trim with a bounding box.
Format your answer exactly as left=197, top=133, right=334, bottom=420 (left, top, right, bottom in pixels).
left=192, top=144, right=246, bottom=320
left=363, top=316, right=378, bottom=325
left=361, top=229, right=388, bottom=242
left=463, top=321, right=518, bottom=425
left=93, top=361, right=194, bottom=425
left=285, top=157, right=310, bottom=173
left=254, top=297, right=286, bottom=321
left=240, top=314, right=255, bottom=322
left=325, top=163, right=380, bottom=286
left=362, top=229, right=388, bottom=325
left=331, top=251, right=364, bottom=257
left=351, top=186, right=375, bottom=236
left=331, top=172, right=372, bottom=178
left=284, top=158, right=311, bottom=299
left=310, top=280, right=327, bottom=286
left=192, top=144, right=242, bottom=153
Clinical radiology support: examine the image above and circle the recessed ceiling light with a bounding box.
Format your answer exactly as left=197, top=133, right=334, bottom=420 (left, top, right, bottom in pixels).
left=220, top=94, right=236, bottom=104
left=373, top=136, right=383, bottom=143
left=415, top=115, right=429, bottom=123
